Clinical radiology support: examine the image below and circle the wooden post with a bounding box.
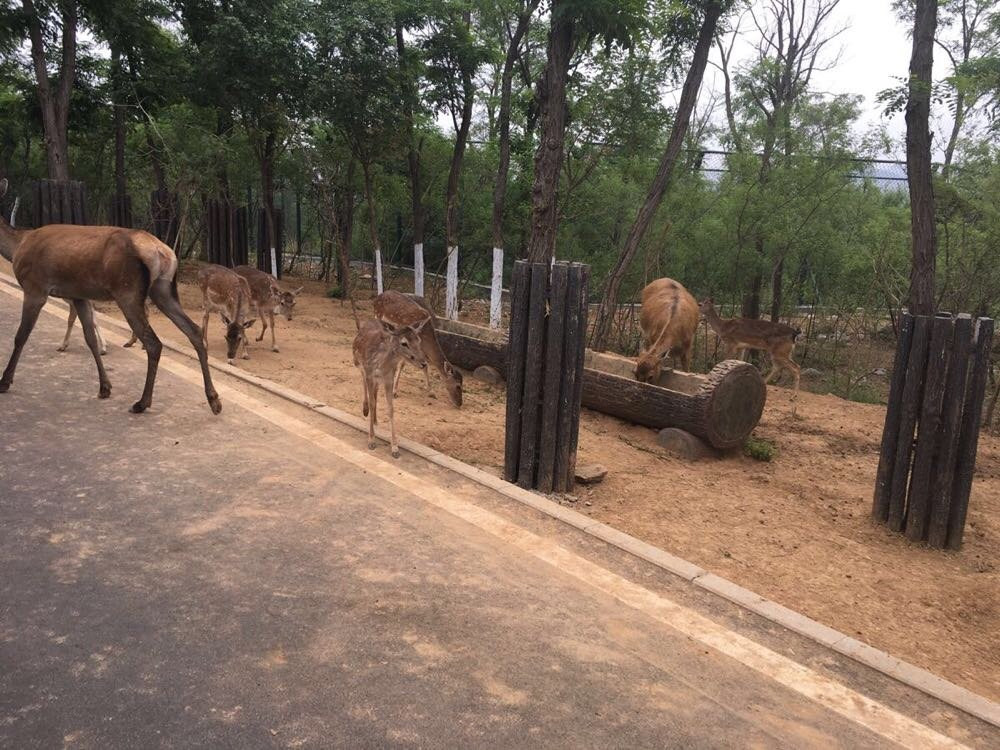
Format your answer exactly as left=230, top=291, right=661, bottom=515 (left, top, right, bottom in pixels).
left=566, top=264, right=590, bottom=484
left=873, top=314, right=915, bottom=522
left=947, top=317, right=994, bottom=549
left=414, top=242, right=425, bottom=297
left=503, top=261, right=531, bottom=482
left=536, top=263, right=569, bottom=493
left=446, top=246, right=459, bottom=320
left=905, top=313, right=953, bottom=541
left=516, top=263, right=549, bottom=488
left=927, top=315, right=973, bottom=547
left=490, top=247, right=503, bottom=329
left=886, top=315, right=931, bottom=531
left=32, top=179, right=87, bottom=228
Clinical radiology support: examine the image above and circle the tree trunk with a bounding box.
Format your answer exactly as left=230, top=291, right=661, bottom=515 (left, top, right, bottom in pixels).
left=338, top=158, right=355, bottom=291
left=770, top=256, right=784, bottom=322
left=260, top=131, right=279, bottom=277
left=525, top=0, right=574, bottom=265
left=590, top=1, right=723, bottom=350
left=112, top=48, right=126, bottom=199
left=395, top=22, right=425, bottom=294
left=361, top=159, right=383, bottom=294
left=905, top=0, right=938, bottom=316
left=145, top=125, right=167, bottom=194
left=23, top=0, right=76, bottom=181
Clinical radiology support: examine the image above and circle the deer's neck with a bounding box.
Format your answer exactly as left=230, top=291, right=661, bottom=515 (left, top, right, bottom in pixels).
left=420, top=328, right=450, bottom=380
left=703, top=306, right=727, bottom=334
left=0, top=219, right=23, bottom=263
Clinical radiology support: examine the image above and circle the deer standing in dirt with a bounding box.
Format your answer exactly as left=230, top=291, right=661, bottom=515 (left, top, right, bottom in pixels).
left=373, top=290, right=463, bottom=407
left=198, top=265, right=256, bottom=365
left=699, top=298, right=801, bottom=396
left=234, top=265, right=302, bottom=353
left=634, top=277, right=700, bottom=383
left=353, top=317, right=429, bottom=457
left=0, top=178, right=221, bottom=414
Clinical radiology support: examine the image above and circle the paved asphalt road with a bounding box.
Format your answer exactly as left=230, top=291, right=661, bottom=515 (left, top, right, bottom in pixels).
left=0, top=287, right=996, bottom=748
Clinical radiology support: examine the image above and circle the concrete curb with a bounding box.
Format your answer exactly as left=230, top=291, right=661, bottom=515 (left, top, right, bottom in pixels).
left=1, top=272, right=997, bottom=729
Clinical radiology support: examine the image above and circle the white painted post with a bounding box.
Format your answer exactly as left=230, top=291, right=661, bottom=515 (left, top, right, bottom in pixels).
left=10, top=196, right=20, bottom=228
left=445, top=245, right=458, bottom=320
left=270, top=246, right=278, bottom=279
left=414, top=242, right=424, bottom=297
left=374, top=247, right=384, bottom=294
left=490, top=246, right=503, bottom=329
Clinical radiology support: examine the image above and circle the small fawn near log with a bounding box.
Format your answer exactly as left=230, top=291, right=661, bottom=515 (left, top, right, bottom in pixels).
left=198, top=264, right=256, bottom=365
left=0, top=178, right=221, bottom=414
left=353, top=318, right=429, bottom=457
left=699, top=298, right=801, bottom=396
left=235, top=265, right=302, bottom=353
left=373, top=290, right=463, bottom=407
left=635, top=277, right=700, bottom=382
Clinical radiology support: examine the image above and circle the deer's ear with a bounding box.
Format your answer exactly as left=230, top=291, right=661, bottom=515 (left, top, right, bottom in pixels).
left=0, top=178, right=7, bottom=198
left=380, top=320, right=400, bottom=335
left=292, top=286, right=303, bottom=295
left=221, top=314, right=233, bottom=326
left=242, top=319, right=256, bottom=329
left=411, top=317, right=428, bottom=334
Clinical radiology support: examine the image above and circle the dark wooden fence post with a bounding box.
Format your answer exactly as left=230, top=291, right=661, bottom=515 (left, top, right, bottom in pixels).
left=110, top=193, right=132, bottom=228
left=873, top=312, right=994, bottom=548
left=504, top=260, right=590, bottom=492
left=32, top=179, right=88, bottom=228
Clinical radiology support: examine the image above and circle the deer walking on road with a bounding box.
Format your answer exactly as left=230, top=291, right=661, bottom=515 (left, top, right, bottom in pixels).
left=0, top=178, right=221, bottom=414
left=353, top=317, right=429, bottom=458
left=373, top=290, right=463, bottom=407
left=634, top=278, right=700, bottom=383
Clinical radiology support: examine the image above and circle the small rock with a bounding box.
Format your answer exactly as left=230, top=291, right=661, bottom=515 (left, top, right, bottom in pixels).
left=801, top=367, right=823, bottom=379
left=574, top=464, right=607, bottom=485
left=873, top=368, right=888, bottom=377
left=473, top=365, right=504, bottom=385
left=656, top=428, right=717, bottom=461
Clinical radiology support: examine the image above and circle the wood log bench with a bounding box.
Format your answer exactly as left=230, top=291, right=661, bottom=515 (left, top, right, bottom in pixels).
left=434, top=319, right=766, bottom=450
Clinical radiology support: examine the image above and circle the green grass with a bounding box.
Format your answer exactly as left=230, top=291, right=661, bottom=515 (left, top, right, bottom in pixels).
left=743, top=436, right=777, bottom=462
left=326, top=285, right=344, bottom=299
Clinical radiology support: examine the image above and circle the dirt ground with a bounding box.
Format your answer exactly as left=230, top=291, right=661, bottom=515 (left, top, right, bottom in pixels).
left=4, top=258, right=998, bottom=703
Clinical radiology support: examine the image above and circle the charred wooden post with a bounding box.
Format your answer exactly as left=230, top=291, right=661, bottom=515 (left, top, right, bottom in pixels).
left=109, top=193, right=132, bottom=228
left=31, top=179, right=88, bottom=227
left=504, top=261, right=590, bottom=492
left=872, top=312, right=994, bottom=549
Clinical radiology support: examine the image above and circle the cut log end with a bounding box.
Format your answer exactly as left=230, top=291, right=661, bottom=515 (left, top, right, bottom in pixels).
left=700, top=360, right=768, bottom=450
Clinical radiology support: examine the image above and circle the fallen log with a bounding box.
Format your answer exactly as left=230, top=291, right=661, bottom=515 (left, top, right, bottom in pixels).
left=435, top=319, right=766, bottom=450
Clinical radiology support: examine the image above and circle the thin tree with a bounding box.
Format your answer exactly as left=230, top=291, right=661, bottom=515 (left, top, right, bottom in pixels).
left=906, top=0, right=939, bottom=315
left=591, top=1, right=725, bottom=351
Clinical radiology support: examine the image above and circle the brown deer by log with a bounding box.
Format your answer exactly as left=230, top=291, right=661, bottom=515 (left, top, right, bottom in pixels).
left=699, top=298, right=801, bottom=396
left=0, top=178, right=221, bottom=414
left=235, top=264, right=302, bottom=353
left=373, top=290, right=463, bottom=407
left=198, top=264, right=256, bottom=365
left=635, top=277, right=700, bottom=383
left=353, top=317, right=429, bottom=457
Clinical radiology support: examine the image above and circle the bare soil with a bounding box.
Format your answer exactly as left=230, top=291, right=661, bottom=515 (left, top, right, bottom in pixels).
left=6, top=259, right=999, bottom=702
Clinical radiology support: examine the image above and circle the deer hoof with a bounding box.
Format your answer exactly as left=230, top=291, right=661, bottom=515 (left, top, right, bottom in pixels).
left=123, top=341, right=135, bottom=348
left=56, top=344, right=68, bottom=352
left=130, top=401, right=147, bottom=414
left=0, top=380, right=10, bottom=393
left=368, top=440, right=377, bottom=450
left=99, top=384, right=111, bottom=399
left=99, top=348, right=108, bottom=356
left=242, top=353, right=250, bottom=360
left=208, top=395, right=223, bottom=415
left=227, top=358, right=236, bottom=365
left=391, top=448, right=400, bottom=459
left=271, top=346, right=280, bottom=353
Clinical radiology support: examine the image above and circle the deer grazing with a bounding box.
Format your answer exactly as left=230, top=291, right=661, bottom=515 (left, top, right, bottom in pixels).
left=635, top=277, right=700, bottom=383
left=234, top=265, right=302, bottom=353
left=699, top=298, right=801, bottom=396
left=0, top=178, right=221, bottom=414
left=353, top=317, right=429, bottom=457
left=373, top=290, right=463, bottom=407
left=198, top=264, right=256, bottom=365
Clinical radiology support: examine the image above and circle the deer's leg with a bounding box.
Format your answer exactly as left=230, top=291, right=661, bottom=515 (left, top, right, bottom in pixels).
left=58, top=306, right=76, bottom=352
left=256, top=314, right=267, bottom=342
left=384, top=374, right=399, bottom=458
left=367, top=377, right=379, bottom=449
left=269, top=311, right=278, bottom=352
left=359, top=368, right=370, bottom=416
left=73, top=299, right=112, bottom=398
left=240, top=331, right=250, bottom=360
left=92, top=310, right=108, bottom=356
left=392, top=361, right=404, bottom=398
left=0, top=293, right=47, bottom=392
left=201, top=307, right=211, bottom=347
left=117, top=292, right=162, bottom=414
left=149, top=279, right=222, bottom=415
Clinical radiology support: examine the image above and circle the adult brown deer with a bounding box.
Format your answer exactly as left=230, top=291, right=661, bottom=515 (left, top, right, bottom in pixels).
left=373, top=290, right=463, bottom=407
left=198, top=264, right=255, bottom=365
left=699, top=298, right=801, bottom=396
left=234, top=265, right=302, bottom=353
left=353, top=317, right=428, bottom=457
left=635, top=277, right=700, bottom=383
left=0, top=178, right=221, bottom=414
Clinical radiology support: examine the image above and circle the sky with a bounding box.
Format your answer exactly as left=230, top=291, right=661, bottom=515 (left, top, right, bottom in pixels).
left=700, top=0, right=916, bottom=159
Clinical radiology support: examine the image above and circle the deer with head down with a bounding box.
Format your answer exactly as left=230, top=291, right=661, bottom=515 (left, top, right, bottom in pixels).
left=234, top=264, right=302, bottom=353
left=198, top=264, right=256, bottom=365
left=353, top=317, right=429, bottom=458
left=373, top=290, right=463, bottom=407
left=0, top=178, right=221, bottom=414
left=634, top=277, right=699, bottom=383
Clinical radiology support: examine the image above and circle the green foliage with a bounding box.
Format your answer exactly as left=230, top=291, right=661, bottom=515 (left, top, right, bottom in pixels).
left=743, top=436, right=777, bottom=462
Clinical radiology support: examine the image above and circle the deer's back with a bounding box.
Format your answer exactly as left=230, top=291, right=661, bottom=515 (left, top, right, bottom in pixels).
left=639, top=278, right=699, bottom=343
left=234, top=265, right=277, bottom=304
